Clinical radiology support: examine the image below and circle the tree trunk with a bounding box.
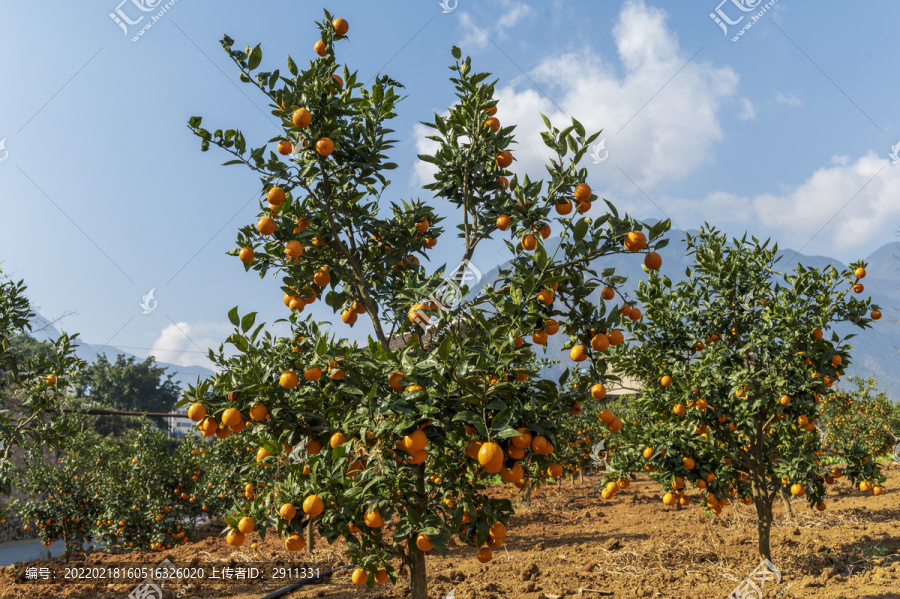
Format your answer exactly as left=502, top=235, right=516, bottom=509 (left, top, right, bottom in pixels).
left=780, top=489, right=793, bottom=522
left=524, top=479, right=533, bottom=504
left=306, top=516, right=315, bottom=553
left=409, top=545, right=428, bottom=599
left=579, top=470, right=584, bottom=485
left=754, top=495, right=774, bottom=561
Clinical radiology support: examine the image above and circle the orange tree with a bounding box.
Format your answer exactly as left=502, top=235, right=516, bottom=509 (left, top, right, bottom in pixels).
left=182, top=11, right=666, bottom=596
left=0, top=268, right=82, bottom=501
left=819, top=376, right=897, bottom=462
left=605, top=226, right=883, bottom=561
left=15, top=418, right=248, bottom=556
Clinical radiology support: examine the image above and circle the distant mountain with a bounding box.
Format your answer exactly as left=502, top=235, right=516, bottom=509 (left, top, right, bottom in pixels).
left=476, top=229, right=900, bottom=399
left=28, top=313, right=214, bottom=389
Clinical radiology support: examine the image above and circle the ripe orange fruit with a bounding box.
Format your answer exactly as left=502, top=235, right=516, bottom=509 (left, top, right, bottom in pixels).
left=267, top=186, right=286, bottom=205
left=237, top=517, right=254, bottom=534
left=682, top=457, right=694, bottom=470
left=351, top=568, right=367, bottom=586
left=333, top=17, right=349, bottom=36
left=484, top=117, right=500, bottom=132
left=477, top=547, right=493, bottom=563
left=496, top=151, right=513, bottom=168
left=576, top=200, right=592, bottom=213
left=871, top=310, right=881, bottom=320
left=226, top=530, right=245, bottom=546
left=249, top=403, right=268, bottom=421
left=522, top=233, right=537, bottom=251
left=570, top=344, right=588, bottom=362
left=812, top=328, right=823, bottom=340
left=374, top=569, right=388, bottom=583
left=284, top=533, right=305, bottom=551
left=403, top=429, right=428, bottom=452
left=314, top=40, right=328, bottom=56
left=644, top=252, right=662, bottom=270
left=547, top=463, right=563, bottom=478
left=591, top=383, right=607, bottom=400
left=330, top=432, right=347, bottom=448
left=292, top=108, right=312, bottom=128
left=537, top=289, right=554, bottom=304
left=388, top=371, right=405, bottom=392
left=279, top=504, right=296, bottom=520
left=222, top=408, right=243, bottom=428
left=341, top=309, right=357, bottom=325
left=478, top=442, right=504, bottom=473
left=556, top=199, right=573, bottom=215
left=852, top=282, right=864, bottom=293
left=660, top=375, right=672, bottom=387
left=591, top=333, right=610, bottom=352
left=364, top=508, right=384, bottom=528
left=497, top=176, right=509, bottom=188
left=496, top=214, right=511, bottom=231
left=623, top=230, right=647, bottom=252
left=304, top=367, right=322, bottom=382
left=277, top=140, right=293, bottom=155
left=416, top=533, right=434, bottom=552
left=628, top=308, right=642, bottom=321
left=673, top=403, right=686, bottom=415
left=790, top=483, right=805, bottom=496
left=872, top=486, right=883, bottom=496
left=187, top=403, right=207, bottom=422
left=573, top=183, right=592, bottom=202
left=512, top=429, right=532, bottom=449
left=279, top=370, right=299, bottom=388
left=303, top=495, right=324, bottom=517
left=662, top=493, right=676, bottom=506
left=316, top=138, right=334, bottom=156
left=285, top=240, right=304, bottom=258
left=599, top=409, right=614, bottom=424
left=239, top=247, right=254, bottom=263
left=600, top=287, right=615, bottom=300
left=257, top=217, right=276, bottom=235
left=313, top=267, right=331, bottom=287
left=854, top=267, right=866, bottom=279
left=307, top=439, right=323, bottom=454
left=608, top=330, right=624, bottom=345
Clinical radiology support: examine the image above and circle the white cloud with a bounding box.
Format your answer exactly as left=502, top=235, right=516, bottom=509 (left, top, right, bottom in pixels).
left=739, top=98, right=756, bottom=120
left=668, top=152, right=900, bottom=254
left=150, top=321, right=233, bottom=370
left=496, top=2, right=535, bottom=33
left=421, top=0, right=740, bottom=192
left=457, top=1, right=535, bottom=49
left=776, top=92, right=802, bottom=107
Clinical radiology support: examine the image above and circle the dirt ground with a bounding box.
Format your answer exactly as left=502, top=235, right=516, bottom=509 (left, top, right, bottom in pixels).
left=2, top=465, right=898, bottom=599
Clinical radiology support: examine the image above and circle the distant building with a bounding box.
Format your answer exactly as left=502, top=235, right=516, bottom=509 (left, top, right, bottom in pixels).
left=167, top=405, right=196, bottom=438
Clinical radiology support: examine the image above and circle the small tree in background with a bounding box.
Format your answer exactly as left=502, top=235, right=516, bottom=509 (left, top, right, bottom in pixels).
left=819, top=376, right=898, bottom=462
left=182, top=11, right=667, bottom=597
left=606, top=226, right=883, bottom=562
left=0, top=268, right=82, bottom=498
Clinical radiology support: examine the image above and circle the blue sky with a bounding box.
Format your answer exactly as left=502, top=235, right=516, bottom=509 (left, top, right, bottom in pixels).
left=1, top=0, right=898, bottom=372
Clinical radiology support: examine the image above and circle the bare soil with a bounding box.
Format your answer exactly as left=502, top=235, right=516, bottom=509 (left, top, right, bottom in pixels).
left=2, top=465, right=898, bottom=599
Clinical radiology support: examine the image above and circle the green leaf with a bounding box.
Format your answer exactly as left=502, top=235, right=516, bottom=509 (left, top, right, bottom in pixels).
left=240, top=312, right=256, bottom=334
left=574, top=217, right=590, bottom=242
left=451, top=46, right=462, bottom=60
left=228, top=307, right=240, bottom=327
left=248, top=44, right=263, bottom=70
left=287, top=55, right=299, bottom=76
